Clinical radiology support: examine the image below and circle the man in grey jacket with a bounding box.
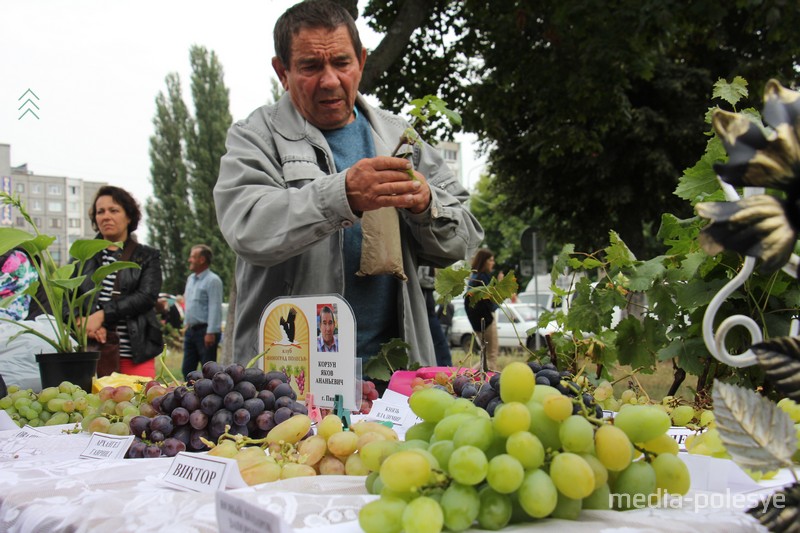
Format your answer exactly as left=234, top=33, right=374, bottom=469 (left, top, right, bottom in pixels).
left=214, top=0, right=483, bottom=369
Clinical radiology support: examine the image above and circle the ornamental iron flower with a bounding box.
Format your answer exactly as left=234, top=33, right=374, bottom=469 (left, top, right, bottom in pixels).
left=697, top=79, right=800, bottom=273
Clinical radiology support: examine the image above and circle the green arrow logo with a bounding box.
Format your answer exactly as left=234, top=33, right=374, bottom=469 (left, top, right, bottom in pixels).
left=18, top=88, right=40, bottom=120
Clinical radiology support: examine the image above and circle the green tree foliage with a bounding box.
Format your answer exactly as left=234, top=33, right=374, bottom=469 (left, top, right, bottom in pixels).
left=535, top=79, right=800, bottom=401
left=185, top=45, right=234, bottom=291
left=441, top=78, right=800, bottom=401
left=146, top=73, right=192, bottom=294
left=468, top=173, right=529, bottom=273
left=147, top=46, right=234, bottom=295
left=360, top=0, right=800, bottom=258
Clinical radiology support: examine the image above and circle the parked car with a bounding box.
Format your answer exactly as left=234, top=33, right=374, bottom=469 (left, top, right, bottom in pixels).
left=516, top=291, right=554, bottom=310
left=449, top=301, right=544, bottom=352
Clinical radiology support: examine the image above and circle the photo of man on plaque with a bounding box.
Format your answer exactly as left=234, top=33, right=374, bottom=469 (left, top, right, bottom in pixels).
left=317, top=304, right=339, bottom=353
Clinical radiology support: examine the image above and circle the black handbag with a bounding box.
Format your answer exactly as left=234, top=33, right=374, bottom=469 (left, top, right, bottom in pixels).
left=91, top=330, right=121, bottom=377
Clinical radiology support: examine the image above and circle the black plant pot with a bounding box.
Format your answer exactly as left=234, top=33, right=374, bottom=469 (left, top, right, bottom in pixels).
left=36, top=351, right=100, bottom=393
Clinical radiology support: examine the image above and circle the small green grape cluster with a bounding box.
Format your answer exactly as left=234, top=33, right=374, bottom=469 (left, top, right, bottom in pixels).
left=592, top=381, right=648, bottom=412
left=657, top=396, right=713, bottom=427
left=593, top=383, right=711, bottom=428
left=687, top=397, right=800, bottom=481
left=778, top=398, right=800, bottom=464
left=0, top=381, right=100, bottom=427
left=358, top=362, right=691, bottom=533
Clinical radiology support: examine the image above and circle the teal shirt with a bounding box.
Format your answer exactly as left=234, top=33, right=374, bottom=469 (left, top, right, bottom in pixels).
left=322, top=108, right=399, bottom=359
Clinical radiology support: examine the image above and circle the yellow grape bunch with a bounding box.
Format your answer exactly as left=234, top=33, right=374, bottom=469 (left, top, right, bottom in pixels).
left=207, top=413, right=401, bottom=485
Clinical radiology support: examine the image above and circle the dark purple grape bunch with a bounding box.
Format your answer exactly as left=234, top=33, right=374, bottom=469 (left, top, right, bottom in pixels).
left=125, top=413, right=186, bottom=459
left=146, top=361, right=309, bottom=454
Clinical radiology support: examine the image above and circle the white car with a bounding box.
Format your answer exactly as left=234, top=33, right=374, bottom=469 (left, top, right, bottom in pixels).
left=449, top=301, right=543, bottom=352
left=515, top=291, right=554, bottom=310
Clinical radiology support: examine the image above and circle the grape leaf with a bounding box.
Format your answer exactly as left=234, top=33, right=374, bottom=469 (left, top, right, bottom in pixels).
left=673, top=277, right=729, bottom=308
left=564, top=279, right=603, bottom=333
left=551, top=244, right=575, bottom=286
left=712, top=76, right=749, bottom=107
left=604, top=231, right=635, bottom=267
left=627, top=256, right=667, bottom=291
left=427, top=96, right=462, bottom=126
left=782, top=286, right=800, bottom=309
left=494, top=270, right=519, bottom=302
left=363, top=338, right=412, bottom=382
left=647, top=282, right=680, bottom=324
left=657, top=338, right=707, bottom=376
left=657, top=213, right=697, bottom=256
left=435, top=265, right=471, bottom=306
left=712, top=380, right=796, bottom=472
left=674, top=137, right=726, bottom=203
left=581, top=257, right=603, bottom=269
left=679, top=251, right=707, bottom=279
left=615, top=316, right=659, bottom=371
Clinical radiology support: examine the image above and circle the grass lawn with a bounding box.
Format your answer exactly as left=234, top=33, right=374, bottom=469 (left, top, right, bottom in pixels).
left=154, top=346, right=185, bottom=383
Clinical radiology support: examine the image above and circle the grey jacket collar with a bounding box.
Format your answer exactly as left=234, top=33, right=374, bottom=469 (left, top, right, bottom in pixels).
left=269, top=92, right=405, bottom=148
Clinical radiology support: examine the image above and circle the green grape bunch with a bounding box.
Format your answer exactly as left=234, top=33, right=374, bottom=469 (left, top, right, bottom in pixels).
left=359, top=362, right=692, bottom=533
left=0, top=381, right=100, bottom=428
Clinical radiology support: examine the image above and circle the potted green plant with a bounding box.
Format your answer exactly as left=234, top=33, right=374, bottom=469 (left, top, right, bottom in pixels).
left=0, top=192, right=139, bottom=391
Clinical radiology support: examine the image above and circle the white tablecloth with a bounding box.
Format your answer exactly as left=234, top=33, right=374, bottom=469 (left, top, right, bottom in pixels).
left=0, top=425, right=779, bottom=533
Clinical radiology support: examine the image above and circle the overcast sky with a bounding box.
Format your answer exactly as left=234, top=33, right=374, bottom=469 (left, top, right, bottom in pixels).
left=1, top=0, right=483, bottom=241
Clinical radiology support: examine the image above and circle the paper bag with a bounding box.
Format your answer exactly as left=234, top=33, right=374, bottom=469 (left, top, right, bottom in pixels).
left=357, top=207, right=407, bottom=280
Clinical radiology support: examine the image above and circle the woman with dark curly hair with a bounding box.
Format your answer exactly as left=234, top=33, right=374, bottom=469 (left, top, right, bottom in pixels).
left=79, top=186, right=163, bottom=377
left=465, top=247, right=503, bottom=370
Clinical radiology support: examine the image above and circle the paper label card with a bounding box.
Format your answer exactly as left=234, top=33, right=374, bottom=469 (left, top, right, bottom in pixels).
left=80, top=432, right=134, bottom=460
left=216, top=491, right=294, bottom=533
left=258, top=294, right=357, bottom=411
left=0, top=410, right=20, bottom=431
left=163, top=452, right=235, bottom=492
left=369, top=400, right=406, bottom=425
left=15, top=425, right=48, bottom=438
left=667, top=426, right=697, bottom=452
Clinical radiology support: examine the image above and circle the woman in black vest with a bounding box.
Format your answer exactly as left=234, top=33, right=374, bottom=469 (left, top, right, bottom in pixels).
left=79, top=186, right=163, bottom=377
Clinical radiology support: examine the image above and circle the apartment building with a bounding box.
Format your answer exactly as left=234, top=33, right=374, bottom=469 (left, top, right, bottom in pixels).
left=0, top=144, right=106, bottom=264
left=438, top=140, right=463, bottom=186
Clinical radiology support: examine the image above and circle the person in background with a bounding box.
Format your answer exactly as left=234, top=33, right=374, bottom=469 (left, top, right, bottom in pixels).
left=0, top=249, right=56, bottom=394
left=465, top=248, right=502, bottom=370
left=418, top=265, right=452, bottom=366
left=214, top=0, right=483, bottom=369
left=79, top=186, right=163, bottom=377
left=436, top=300, right=454, bottom=342
left=156, top=293, right=183, bottom=330
left=182, top=244, right=223, bottom=378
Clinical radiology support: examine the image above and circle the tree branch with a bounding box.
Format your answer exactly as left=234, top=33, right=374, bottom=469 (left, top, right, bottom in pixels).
left=359, top=0, right=431, bottom=94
